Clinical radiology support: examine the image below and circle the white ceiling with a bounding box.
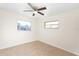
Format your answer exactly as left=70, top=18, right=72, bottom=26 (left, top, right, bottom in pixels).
left=0, top=3, right=79, bottom=17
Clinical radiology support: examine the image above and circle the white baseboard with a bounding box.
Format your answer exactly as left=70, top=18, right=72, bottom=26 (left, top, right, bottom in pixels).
left=0, top=40, right=36, bottom=49
left=39, top=40, right=79, bottom=56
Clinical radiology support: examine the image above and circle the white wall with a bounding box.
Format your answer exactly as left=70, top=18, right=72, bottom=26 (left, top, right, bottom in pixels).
left=0, top=9, right=37, bottom=49
left=38, top=9, right=79, bottom=54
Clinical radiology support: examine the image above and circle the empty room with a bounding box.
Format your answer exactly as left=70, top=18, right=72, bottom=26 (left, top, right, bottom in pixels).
left=0, top=3, right=79, bottom=56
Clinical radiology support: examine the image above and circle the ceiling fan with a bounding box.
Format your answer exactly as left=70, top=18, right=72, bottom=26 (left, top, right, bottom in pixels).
left=23, top=3, right=47, bottom=16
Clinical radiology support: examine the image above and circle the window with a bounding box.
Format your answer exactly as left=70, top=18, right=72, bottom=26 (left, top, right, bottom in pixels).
left=17, top=21, right=31, bottom=31
left=44, top=20, right=59, bottom=29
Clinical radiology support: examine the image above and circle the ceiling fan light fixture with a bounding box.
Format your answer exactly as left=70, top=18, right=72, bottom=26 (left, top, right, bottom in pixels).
left=34, top=11, right=37, bottom=14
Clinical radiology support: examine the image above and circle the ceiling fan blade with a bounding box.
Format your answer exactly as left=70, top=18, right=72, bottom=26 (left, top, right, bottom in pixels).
left=28, top=3, right=36, bottom=11
left=23, top=10, right=34, bottom=12
left=38, top=7, right=47, bottom=11
left=37, top=12, right=44, bottom=15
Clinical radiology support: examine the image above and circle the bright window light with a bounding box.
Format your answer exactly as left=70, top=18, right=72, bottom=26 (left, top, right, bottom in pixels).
left=45, top=21, right=59, bottom=29
left=17, top=21, right=31, bottom=31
